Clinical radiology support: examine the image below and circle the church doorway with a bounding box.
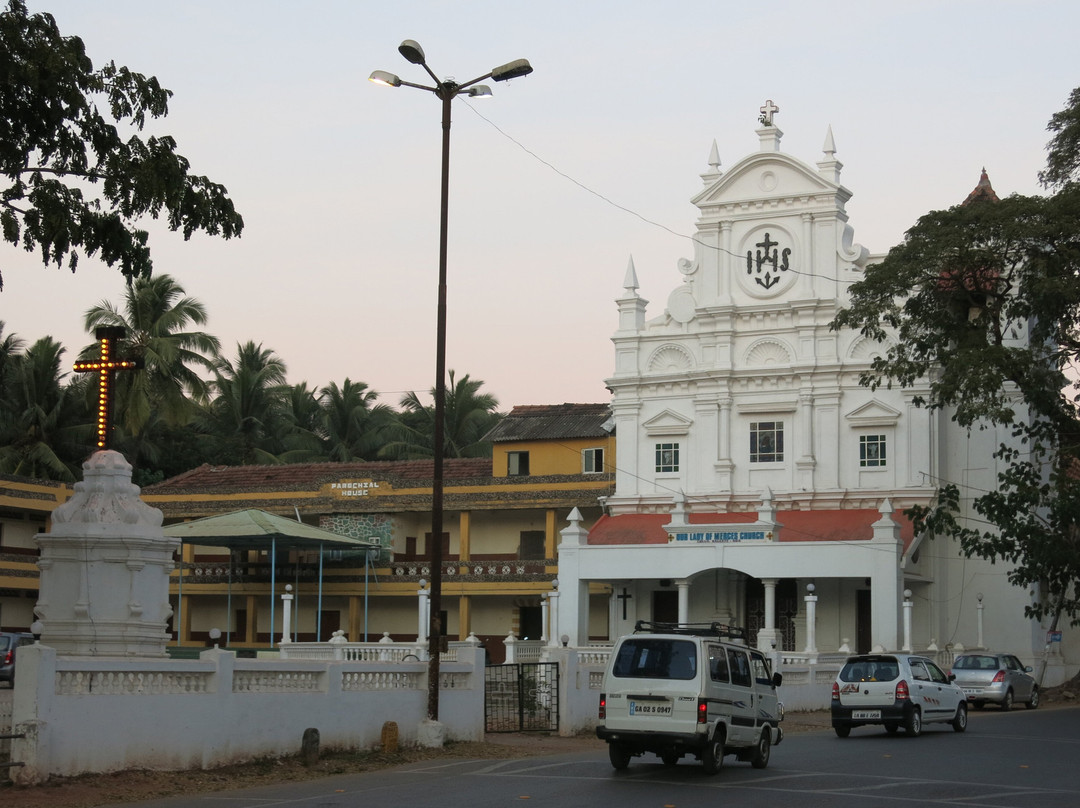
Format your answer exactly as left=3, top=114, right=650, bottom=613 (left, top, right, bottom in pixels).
left=652, top=589, right=679, bottom=623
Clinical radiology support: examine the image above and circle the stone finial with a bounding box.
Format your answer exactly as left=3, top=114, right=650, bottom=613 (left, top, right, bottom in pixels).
left=623, top=255, right=639, bottom=294
left=822, top=125, right=836, bottom=158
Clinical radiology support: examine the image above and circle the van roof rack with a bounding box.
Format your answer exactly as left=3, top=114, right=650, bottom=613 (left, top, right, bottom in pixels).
left=633, top=620, right=747, bottom=641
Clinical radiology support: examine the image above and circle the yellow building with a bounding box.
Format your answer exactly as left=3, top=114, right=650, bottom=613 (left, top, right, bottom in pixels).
left=143, top=403, right=616, bottom=661
left=0, top=475, right=71, bottom=632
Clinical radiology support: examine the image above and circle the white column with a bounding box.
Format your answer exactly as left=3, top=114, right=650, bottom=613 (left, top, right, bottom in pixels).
left=540, top=593, right=550, bottom=645
left=902, top=589, right=913, bottom=652
left=676, top=579, right=690, bottom=624
left=417, top=579, right=429, bottom=644
left=279, top=585, right=294, bottom=644
left=757, top=578, right=778, bottom=651
left=803, top=584, right=818, bottom=654
left=547, top=580, right=561, bottom=647
left=976, top=593, right=985, bottom=649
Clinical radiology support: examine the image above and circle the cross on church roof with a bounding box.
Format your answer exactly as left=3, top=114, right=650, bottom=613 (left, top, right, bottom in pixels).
left=759, top=99, right=780, bottom=126
left=73, top=326, right=143, bottom=450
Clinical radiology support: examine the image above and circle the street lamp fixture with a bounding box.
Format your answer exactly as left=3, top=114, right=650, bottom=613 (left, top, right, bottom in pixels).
left=370, top=40, right=532, bottom=723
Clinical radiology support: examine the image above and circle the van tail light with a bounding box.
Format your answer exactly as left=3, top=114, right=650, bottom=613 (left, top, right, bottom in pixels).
left=2, top=651, right=11, bottom=666
left=831, top=682, right=840, bottom=701
left=598, top=694, right=606, bottom=720
left=697, top=699, right=708, bottom=724
left=992, top=670, right=1005, bottom=683
left=896, top=680, right=910, bottom=701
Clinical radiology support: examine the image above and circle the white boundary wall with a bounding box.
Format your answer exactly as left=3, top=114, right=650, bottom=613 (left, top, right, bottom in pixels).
left=11, top=641, right=485, bottom=784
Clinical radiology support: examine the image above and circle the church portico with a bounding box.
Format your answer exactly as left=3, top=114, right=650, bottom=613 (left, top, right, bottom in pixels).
left=557, top=497, right=909, bottom=653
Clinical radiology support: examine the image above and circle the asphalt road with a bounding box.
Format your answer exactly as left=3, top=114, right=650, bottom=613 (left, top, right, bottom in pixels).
left=103, top=706, right=1080, bottom=808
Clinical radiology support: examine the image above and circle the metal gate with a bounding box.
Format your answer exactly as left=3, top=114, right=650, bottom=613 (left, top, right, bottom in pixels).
left=484, top=663, right=559, bottom=733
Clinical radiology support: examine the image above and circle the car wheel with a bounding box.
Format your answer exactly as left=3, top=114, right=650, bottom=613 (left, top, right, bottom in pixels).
left=608, top=742, right=631, bottom=770
left=834, top=724, right=851, bottom=738
left=884, top=721, right=899, bottom=735
left=750, top=730, right=771, bottom=769
left=1001, top=689, right=1013, bottom=711
left=660, top=750, right=680, bottom=767
left=905, top=707, right=922, bottom=737
left=1025, top=687, right=1039, bottom=709
left=701, top=736, right=724, bottom=775
left=952, top=701, right=968, bottom=732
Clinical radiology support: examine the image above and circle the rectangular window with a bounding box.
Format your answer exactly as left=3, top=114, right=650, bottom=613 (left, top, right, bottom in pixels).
left=655, top=442, right=679, bottom=473
left=583, top=447, right=604, bottom=473
left=750, top=422, right=784, bottom=463
left=507, top=451, right=529, bottom=476
left=518, top=530, right=545, bottom=560
left=860, top=434, right=886, bottom=467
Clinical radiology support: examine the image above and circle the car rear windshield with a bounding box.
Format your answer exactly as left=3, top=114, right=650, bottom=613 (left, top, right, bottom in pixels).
left=953, top=655, right=999, bottom=670
left=612, top=638, right=698, bottom=680
left=839, top=657, right=900, bottom=682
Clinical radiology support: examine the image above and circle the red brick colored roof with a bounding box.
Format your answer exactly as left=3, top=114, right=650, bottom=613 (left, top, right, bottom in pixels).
left=145, top=458, right=494, bottom=494
left=589, top=509, right=915, bottom=551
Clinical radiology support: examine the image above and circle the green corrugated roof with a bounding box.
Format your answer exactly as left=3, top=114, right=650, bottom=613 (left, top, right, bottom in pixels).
left=163, top=508, right=378, bottom=553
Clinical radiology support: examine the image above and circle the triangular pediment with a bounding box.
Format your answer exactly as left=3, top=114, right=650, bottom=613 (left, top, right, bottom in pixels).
left=642, top=409, right=693, bottom=437
left=691, top=152, right=836, bottom=208
left=844, top=400, right=902, bottom=427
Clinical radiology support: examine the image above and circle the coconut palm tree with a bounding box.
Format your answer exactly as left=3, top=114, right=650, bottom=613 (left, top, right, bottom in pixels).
left=83, top=274, right=221, bottom=465
left=205, top=341, right=289, bottom=464
left=319, top=378, right=394, bottom=462
left=0, top=336, right=93, bottom=480
left=382, top=370, right=501, bottom=460
left=0, top=321, right=25, bottom=397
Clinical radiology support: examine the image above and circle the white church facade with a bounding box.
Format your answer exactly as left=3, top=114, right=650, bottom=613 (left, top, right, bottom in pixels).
left=556, top=103, right=1076, bottom=683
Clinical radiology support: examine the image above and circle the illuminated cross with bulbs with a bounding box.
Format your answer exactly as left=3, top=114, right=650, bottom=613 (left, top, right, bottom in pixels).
left=73, top=326, right=143, bottom=450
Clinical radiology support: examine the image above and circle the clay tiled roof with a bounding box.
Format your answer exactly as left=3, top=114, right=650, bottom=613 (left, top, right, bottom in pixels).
left=963, top=168, right=1000, bottom=205
left=145, top=458, right=494, bottom=494
left=483, top=403, right=613, bottom=443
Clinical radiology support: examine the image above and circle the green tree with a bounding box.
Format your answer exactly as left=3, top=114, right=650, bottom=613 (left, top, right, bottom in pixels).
left=0, top=0, right=243, bottom=290
left=273, top=381, right=325, bottom=463
left=831, top=88, right=1080, bottom=626
left=0, top=335, right=92, bottom=479
left=383, top=370, right=501, bottom=460
left=205, top=341, right=288, bottom=464
left=0, top=320, right=24, bottom=395
left=83, top=273, right=220, bottom=468
left=319, top=378, right=394, bottom=462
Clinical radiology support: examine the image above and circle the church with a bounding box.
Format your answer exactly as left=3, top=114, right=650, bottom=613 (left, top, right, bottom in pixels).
left=555, top=102, right=1074, bottom=683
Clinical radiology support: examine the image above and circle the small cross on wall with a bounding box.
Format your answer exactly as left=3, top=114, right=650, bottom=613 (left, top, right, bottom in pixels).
left=73, top=326, right=143, bottom=450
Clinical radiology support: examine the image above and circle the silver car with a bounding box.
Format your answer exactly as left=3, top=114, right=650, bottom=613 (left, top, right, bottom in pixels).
left=831, top=653, right=968, bottom=737
left=950, top=653, right=1039, bottom=710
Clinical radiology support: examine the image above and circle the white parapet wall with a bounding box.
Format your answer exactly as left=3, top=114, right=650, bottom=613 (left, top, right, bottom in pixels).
left=11, top=641, right=485, bottom=784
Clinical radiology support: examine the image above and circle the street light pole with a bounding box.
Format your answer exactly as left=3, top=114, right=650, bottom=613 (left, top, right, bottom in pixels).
left=371, top=41, right=532, bottom=723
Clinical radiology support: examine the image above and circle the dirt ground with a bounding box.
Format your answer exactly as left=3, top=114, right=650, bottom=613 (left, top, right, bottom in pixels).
left=3, top=684, right=1076, bottom=808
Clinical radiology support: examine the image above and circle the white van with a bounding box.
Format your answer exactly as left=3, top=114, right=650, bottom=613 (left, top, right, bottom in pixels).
left=596, top=621, right=784, bottom=773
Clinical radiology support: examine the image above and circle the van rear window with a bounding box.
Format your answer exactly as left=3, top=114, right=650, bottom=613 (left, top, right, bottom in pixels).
left=612, top=638, right=697, bottom=680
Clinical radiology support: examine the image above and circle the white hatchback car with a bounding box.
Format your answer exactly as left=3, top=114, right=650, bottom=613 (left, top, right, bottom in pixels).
left=831, top=653, right=968, bottom=737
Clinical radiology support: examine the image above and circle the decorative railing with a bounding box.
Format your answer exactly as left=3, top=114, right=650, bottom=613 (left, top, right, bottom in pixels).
left=56, top=669, right=212, bottom=696
left=278, top=635, right=474, bottom=663
left=232, top=670, right=322, bottom=693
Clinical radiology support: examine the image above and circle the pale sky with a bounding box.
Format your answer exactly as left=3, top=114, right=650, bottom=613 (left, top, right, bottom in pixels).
left=5, top=1, right=1077, bottom=411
